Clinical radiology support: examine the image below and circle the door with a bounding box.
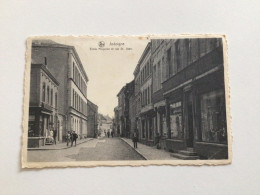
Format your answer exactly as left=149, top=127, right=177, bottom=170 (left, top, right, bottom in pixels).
left=187, top=104, right=194, bottom=147
left=186, top=92, right=194, bottom=147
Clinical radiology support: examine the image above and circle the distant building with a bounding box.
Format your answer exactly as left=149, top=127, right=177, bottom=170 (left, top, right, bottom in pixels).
left=28, top=64, right=59, bottom=147
left=116, top=81, right=134, bottom=138
left=97, top=114, right=112, bottom=136
left=117, top=86, right=125, bottom=136
left=113, top=106, right=120, bottom=136
left=31, top=40, right=89, bottom=141
left=87, top=99, right=98, bottom=138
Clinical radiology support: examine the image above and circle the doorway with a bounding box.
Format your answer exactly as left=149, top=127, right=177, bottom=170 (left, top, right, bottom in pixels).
left=186, top=92, right=194, bottom=147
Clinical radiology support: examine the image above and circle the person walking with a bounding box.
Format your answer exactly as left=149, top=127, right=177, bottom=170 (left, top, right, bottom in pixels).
left=53, top=129, right=57, bottom=145
left=71, top=131, right=78, bottom=147
left=107, top=131, right=110, bottom=138
left=133, top=131, right=138, bottom=149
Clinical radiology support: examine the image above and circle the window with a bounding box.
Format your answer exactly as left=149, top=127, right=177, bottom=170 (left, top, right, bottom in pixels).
left=170, top=102, right=183, bottom=139
left=44, top=57, right=47, bottom=66
left=158, top=62, right=161, bottom=89
left=153, top=65, right=156, bottom=91
left=50, top=89, right=53, bottom=106
left=47, top=86, right=50, bottom=104
left=42, top=83, right=46, bottom=102
left=175, top=41, right=181, bottom=72
left=72, top=90, right=74, bottom=107
left=55, top=93, right=57, bottom=109
left=200, top=89, right=227, bottom=144
left=167, top=48, right=172, bottom=77
left=79, top=96, right=80, bottom=111
left=73, top=63, right=75, bottom=79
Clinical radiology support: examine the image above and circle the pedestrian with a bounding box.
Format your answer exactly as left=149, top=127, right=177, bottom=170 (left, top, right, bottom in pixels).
left=107, top=131, right=110, bottom=138
left=71, top=131, right=78, bottom=147
left=111, top=130, right=114, bottom=138
left=49, top=129, right=54, bottom=144
left=66, top=131, right=71, bottom=146
left=132, top=131, right=138, bottom=149
left=53, top=129, right=57, bottom=145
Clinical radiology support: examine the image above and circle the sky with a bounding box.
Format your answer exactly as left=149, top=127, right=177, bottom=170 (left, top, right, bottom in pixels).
left=52, top=36, right=149, bottom=117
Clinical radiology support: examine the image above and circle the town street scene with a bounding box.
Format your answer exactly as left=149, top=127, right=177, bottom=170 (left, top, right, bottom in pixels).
left=26, top=36, right=229, bottom=163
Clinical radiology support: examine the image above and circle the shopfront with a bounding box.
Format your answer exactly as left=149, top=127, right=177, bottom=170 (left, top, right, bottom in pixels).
left=163, top=68, right=228, bottom=159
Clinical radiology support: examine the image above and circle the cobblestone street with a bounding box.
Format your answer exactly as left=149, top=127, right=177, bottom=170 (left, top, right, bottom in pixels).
left=27, top=138, right=145, bottom=162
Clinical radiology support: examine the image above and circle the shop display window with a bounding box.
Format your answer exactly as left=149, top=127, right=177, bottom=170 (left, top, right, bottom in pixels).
left=200, top=89, right=227, bottom=144
left=170, top=102, right=183, bottom=139
left=162, top=114, right=167, bottom=137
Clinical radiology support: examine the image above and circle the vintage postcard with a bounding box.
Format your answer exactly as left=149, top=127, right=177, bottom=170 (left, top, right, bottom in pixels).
left=22, top=35, right=231, bottom=168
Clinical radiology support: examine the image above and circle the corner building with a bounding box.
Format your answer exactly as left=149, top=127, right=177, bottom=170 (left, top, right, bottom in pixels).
left=31, top=40, right=88, bottom=141
left=28, top=64, right=59, bottom=147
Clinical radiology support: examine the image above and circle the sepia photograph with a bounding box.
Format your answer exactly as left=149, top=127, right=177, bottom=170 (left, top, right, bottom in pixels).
left=22, top=35, right=231, bottom=168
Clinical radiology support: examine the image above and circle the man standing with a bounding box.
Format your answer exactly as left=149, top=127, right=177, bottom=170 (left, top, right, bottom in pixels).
left=71, top=131, right=78, bottom=147
left=53, top=129, right=57, bottom=145
left=132, top=131, right=138, bottom=149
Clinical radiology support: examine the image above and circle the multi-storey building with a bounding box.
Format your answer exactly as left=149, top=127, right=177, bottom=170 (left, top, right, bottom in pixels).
left=156, top=38, right=227, bottom=159
left=117, top=86, right=125, bottom=136
left=113, top=106, right=120, bottom=136
left=138, top=43, right=154, bottom=145
left=28, top=64, right=59, bottom=147
left=133, top=63, right=141, bottom=139
left=128, top=80, right=136, bottom=138
left=31, top=40, right=89, bottom=141
left=116, top=80, right=134, bottom=138
left=87, top=99, right=98, bottom=138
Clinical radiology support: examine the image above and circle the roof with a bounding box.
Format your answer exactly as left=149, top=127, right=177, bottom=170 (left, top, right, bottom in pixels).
left=87, top=99, right=98, bottom=112
left=117, top=86, right=126, bottom=97
left=32, top=39, right=89, bottom=82
left=137, top=42, right=151, bottom=66
left=31, top=64, right=59, bottom=86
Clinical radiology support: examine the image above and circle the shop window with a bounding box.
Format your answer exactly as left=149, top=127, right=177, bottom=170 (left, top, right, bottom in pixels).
left=170, top=102, right=183, bottom=138
left=200, top=89, right=227, bottom=144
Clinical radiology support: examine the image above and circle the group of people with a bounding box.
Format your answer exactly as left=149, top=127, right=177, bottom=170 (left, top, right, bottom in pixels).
left=104, top=130, right=114, bottom=138
left=66, top=131, right=78, bottom=147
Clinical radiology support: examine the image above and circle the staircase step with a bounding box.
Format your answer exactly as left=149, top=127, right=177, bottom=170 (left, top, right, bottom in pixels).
left=187, top=147, right=194, bottom=152
left=178, top=150, right=198, bottom=156
left=171, top=153, right=199, bottom=160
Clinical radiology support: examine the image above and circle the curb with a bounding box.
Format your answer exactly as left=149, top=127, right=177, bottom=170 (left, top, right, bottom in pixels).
left=120, top=138, right=147, bottom=160
left=28, top=138, right=94, bottom=151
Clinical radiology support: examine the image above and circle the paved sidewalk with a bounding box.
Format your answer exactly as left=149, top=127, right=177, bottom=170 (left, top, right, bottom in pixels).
left=121, top=138, right=177, bottom=160
left=28, top=138, right=94, bottom=151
